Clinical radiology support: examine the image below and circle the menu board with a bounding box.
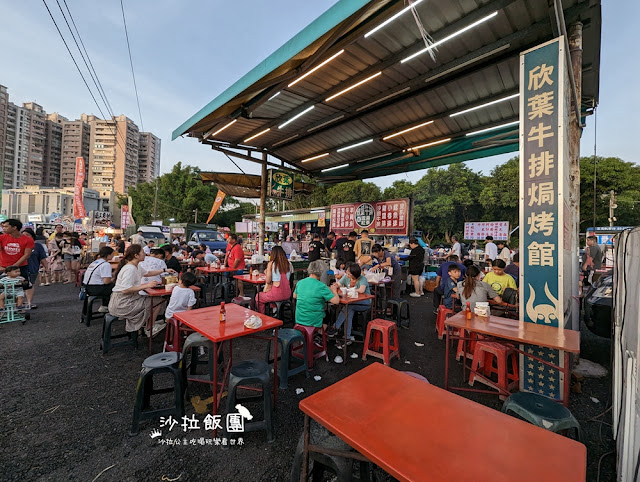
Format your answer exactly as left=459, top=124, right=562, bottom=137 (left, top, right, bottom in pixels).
left=464, top=221, right=509, bottom=240
left=330, top=199, right=409, bottom=235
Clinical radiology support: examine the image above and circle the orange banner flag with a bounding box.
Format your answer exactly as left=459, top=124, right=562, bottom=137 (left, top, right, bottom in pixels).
left=206, top=191, right=226, bottom=224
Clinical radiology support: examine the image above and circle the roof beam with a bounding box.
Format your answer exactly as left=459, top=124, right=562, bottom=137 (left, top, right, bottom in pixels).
left=205, top=142, right=309, bottom=175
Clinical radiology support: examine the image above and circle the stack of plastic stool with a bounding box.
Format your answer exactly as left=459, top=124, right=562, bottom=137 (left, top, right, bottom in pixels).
left=502, top=392, right=583, bottom=442
left=266, top=328, right=309, bottom=389
left=101, top=315, right=138, bottom=354
left=130, top=352, right=184, bottom=435
left=225, top=360, right=274, bottom=442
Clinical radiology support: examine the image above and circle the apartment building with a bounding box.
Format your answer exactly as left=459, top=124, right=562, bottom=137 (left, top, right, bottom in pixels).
left=59, top=115, right=91, bottom=188
left=0, top=85, right=7, bottom=183
left=138, top=132, right=161, bottom=183
left=89, top=114, right=139, bottom=193
left=44, top=113, right=67, bottom=187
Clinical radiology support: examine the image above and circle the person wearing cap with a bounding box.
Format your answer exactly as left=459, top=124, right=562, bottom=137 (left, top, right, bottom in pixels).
left=130, top=229, right=145, bottom=246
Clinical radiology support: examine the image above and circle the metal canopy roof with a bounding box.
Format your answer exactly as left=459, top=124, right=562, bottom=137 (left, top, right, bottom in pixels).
left=174, top=0, right=601, bottom=183
left=199, top=172, right=315, bottom=198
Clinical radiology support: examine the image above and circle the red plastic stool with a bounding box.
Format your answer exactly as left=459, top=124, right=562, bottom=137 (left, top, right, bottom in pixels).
left=456, top=329, right=479, bottom=361
left=436, top=305, right=453, bottom=339
left=76, top=269, right=86, bottom=287
left=163, top=317, right=194, bottom=353
left=292, top=324, right=328, bottom=369
left=469, top=341, right=519, bottom=397
left=362, top=318, right=400, bottom=366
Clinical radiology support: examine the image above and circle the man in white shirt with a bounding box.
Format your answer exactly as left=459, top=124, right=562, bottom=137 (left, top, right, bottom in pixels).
left=447, top=235, right=462, bottom=260
left=140, top=248, right=167, bottom=286
left=130, top=229, right=145, bottom=246
left=484, top=236, right=498, bottom=262
left=143, top=240, right=155, bottom=255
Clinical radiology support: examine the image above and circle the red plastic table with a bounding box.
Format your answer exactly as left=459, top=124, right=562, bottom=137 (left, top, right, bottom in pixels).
left=299, top=363, right=586, bottom=482
left=444, top=311, right=580, bottom=405
left=174, top=303, right=283, bottom=424
left=336, top=292, right=375, bottom=363
left=143, top=285, right=200, bottom=352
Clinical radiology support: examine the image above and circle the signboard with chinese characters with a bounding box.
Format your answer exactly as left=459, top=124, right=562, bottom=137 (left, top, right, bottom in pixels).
left=330, top=199, right=409, bottom=235
left=121, top=205, right=131, bottom=230
left=463, top=221, right=509, bottom=240
left=519, top=37, right=571, bottom=401
left=92, top=210, right=112, bottom=228
left=268, top=170, right=293, bottom=201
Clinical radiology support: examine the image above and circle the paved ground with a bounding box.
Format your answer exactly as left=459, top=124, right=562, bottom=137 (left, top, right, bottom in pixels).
left=0, top=282, right=615, bottom=481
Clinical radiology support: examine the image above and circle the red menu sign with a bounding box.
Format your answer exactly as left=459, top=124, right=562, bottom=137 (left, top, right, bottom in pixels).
left=330, top=199, right=409, bottom=235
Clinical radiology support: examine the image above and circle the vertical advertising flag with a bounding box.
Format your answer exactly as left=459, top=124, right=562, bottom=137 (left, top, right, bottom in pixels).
left=73, top=157, right=87, bottom=219
left=206, top=191, right=226, bottom=224
left=121, top=205, right=131, bottom=230
left=127, top=196, right=136, bottom=226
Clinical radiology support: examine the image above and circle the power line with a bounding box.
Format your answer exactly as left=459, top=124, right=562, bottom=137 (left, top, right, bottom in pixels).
left=120, top=0, right=144, bottom=132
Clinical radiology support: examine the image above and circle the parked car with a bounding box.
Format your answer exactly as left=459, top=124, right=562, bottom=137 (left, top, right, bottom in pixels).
left=583, top=269, right=613, bottom=338
left=188, top=229, right=227, bottom=252
left=137, top=226, right=166, bottom=245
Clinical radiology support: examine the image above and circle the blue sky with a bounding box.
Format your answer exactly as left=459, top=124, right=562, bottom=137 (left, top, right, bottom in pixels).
left=1, top=0, right=636, bottom=189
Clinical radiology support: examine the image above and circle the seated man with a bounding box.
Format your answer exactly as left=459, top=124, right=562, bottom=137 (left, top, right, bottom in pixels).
left=504, top=252, right=520, bottom=286
left=443, top=264, right=461, bottom=310
left=482, top=259, right=517, bottom=296
left=293, top=260, right=339, bottom=337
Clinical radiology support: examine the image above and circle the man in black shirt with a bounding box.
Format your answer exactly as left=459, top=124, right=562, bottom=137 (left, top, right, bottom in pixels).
left=342, top=231, right=357, bottom=263
left=162, top=245, right=182, bottom=273
left=323, top=231, right=336, bottom=255
left=308, top=233, right=326, bottom=262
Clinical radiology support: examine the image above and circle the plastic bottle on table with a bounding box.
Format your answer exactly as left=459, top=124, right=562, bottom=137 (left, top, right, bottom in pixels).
left=219, top=302, right=226, bottom=322
left=466, top=301, right=472, bottom=320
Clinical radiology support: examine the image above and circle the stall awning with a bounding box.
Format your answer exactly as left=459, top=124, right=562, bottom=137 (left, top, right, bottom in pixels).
left=199, top=172, right=315, bottom=198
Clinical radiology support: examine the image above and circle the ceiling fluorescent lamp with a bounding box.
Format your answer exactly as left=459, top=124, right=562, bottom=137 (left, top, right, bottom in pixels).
left=336, top=139, right=374, bottom=152
left=450, top=93, right=519, bottom=117
left=209, top=119, right=237, bottom=137
left=365, top=0, right=425, bottom=38
left=279, top=105, right=315, bottom=129
left=288, top=49, right=345, bottom=87
left=401, top=11, right=498, bottom=63
left=321, top=164, right=348, bottom=173
left=272, top=134, right=298, bottom=147
left=268, top=91, right=280, bottom=101
left=300, top=152, right=329, bottom=163
left=466, top=120, right=519, bottom=136
left=244, top=128, right=271, bottom=143
left=383, top=120, right=433, bottom=140
left=406, top=137, right=451, bottom=151
left=326, top=72, right=382, bottom=102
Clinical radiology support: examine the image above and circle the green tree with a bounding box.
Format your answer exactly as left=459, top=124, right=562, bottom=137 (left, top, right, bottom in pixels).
left=383, top=180, right=415, bottom=200
left=479, top=156, right=520, bottom=229
left=325, top=180, right=382, bottom=204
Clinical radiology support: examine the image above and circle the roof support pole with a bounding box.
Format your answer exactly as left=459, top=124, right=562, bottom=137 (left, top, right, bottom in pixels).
left=259, top=152, right=267, bottom=256
left=568, top=21, right=583, bottom=333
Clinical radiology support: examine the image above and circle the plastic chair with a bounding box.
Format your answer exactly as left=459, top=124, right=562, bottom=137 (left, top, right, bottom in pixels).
left=266, top=328, right=309, bottom=389
left=101, top=315, right=138, bottom=354
left=502, top=392, right=583, bottom=442
left=292, top=324, right=328, bottom=369
left=362, top=318, right=400, bottom=366
left=435, top=305, right=453, bottom=339
left=469, top=341, right=519, bottom=397
left=386, top=298, right=410, bottom=329
left=81, top=295, right=103, bottom=327
left=163, top=317, right=194, bottom=353
left=130, top=352, right=184, bottom=435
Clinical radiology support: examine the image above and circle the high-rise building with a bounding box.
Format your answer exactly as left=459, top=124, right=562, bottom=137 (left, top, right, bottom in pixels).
left=59, top=115, right=91, bottom=188
left=44, top=113, right=67, bottom=187
left=0, top=85, right=8, bottom=184
left=138, top=132, right=161, bottom=183
left=22, top=102, right=47, bottom=186
left=88, top=114, right=139, bottom=193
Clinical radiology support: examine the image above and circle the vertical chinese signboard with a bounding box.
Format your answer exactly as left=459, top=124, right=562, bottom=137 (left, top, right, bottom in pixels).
left=268, top=170, right=293, bottom=201
left=519, top=37, right=571, bottom=401
left=121, top=205, right=131, bottom=230
left=73, top=157, right=87, bottom=219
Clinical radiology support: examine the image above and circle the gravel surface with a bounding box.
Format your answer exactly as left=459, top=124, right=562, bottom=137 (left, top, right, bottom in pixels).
left=0, top=283, right=615, bottom=481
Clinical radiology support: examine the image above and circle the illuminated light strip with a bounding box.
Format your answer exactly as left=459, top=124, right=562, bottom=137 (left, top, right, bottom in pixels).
left=405, top=137, right=451, bottom=151
left=310, top=209, right=325, bottom=213
left=356, top=87, right=410, bottom=112
left=383, top=120, right=434, bottom=141
left=288, top=49, right=345, bottom=87
left=300, top=152, right=329, bottom=163
left=466, top=120, right=519, bottom=136
left=272, top=134, right=298, bottom=147
left=210, top=119, right=237, bottom=137
left=336, top=139, right=374, bottom=152
left=450, top=93, right=519, bottom=117
left=268, top=91, right=280, bottom=101
left=326, top=72, right=382, bottom=102
left=321, top=164, right=348, bottom=173
left=279, top=105, right=315, bottom=129
left=424, top=44, right=510, bottom=84
left=244, top=128, right=271, bottom=143
left=364, top=0, right=426, bottom=38
left=307, top=115, right=344, bottom=132
left=282, top=214, right=293, bottom=217
left=401, top=11, right=498, bottom=63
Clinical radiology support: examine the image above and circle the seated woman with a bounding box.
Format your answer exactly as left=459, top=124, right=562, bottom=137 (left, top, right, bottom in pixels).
left=108, top=244, right=176, bottom=333
left=327, top=263, right=370, bottom=345
left=83, top=246, right=115, bottom=312
left=293, top=260, right=339, bottom=331
left=255, top=246, right=293, bottom=314
left=457, top=265, right=503, bottom=310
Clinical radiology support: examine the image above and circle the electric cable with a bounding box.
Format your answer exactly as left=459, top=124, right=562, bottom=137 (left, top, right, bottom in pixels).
left=120, top=0, right=144, bottom=132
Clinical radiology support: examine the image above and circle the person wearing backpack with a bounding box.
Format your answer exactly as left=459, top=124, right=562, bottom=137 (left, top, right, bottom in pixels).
left=83, top=247, right=115, bottom=313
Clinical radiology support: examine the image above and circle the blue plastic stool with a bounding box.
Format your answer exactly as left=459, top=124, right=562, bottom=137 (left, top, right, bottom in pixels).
left=266, top=328, right=309, bottom=389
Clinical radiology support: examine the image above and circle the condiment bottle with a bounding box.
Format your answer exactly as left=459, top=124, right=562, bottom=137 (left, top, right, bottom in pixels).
left=466, top=301, right=472, bottom=320
left=250, top=266, right=253, bottom=276
left=219, top=302, right=226, bottom=322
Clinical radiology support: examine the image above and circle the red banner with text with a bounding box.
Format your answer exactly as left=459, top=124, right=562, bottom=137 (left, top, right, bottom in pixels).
left=73, top=157, right=87, bottom=219
left=330, top=198, right=409, bottom=235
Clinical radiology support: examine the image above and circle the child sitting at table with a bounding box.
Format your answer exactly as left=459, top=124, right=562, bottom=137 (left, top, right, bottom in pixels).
left=0, top=265, right=26, bottom=310
left=443, top=264, right=461, bottom=310
left=165, top=271, right=197, bottom=322
left=333, top=258, right=346, bottom=280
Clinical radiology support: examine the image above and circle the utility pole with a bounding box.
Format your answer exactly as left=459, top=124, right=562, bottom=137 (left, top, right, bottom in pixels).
left=608, top=190, right=617, bottom=227
left=194, top=208, right=198, bottom=223
left=153, top=178, right=158, bottom=220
